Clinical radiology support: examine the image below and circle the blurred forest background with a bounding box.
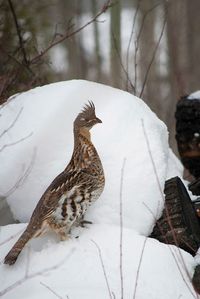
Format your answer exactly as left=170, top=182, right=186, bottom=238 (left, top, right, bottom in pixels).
left=1, top=0, right=200, bottom=153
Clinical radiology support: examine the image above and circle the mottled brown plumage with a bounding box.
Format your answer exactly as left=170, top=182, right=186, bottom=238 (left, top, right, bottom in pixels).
left=4, top=101, right=105, bottom=265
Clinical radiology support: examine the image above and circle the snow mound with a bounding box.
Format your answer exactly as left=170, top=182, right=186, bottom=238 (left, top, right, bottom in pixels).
left=0, top=80, right=182, bottom=235
left=188, top=90, right=200, bottom=100
left=1, top=80, right=195, bottom=299
left=0, top=223, right=195, bottom=299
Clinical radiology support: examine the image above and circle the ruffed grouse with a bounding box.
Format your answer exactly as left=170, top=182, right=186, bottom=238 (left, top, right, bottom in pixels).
left=4, top=101, right=105, bottom=265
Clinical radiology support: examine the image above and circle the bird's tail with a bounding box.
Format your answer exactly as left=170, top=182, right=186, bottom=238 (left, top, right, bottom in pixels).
left=4, top=223, right=37, bottom=265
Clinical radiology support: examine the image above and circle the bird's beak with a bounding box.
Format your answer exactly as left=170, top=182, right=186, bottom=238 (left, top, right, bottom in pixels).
left=96, top=117, right=102, bottom=124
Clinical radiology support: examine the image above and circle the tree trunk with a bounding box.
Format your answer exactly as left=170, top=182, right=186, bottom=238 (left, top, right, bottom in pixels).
left=91, top=0, right=102, bottom=81
left=110, top=0, right=122, bottom=88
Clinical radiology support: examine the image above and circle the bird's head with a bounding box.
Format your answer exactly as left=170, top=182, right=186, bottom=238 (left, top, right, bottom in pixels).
left=74, top=101, right=102, bottom=132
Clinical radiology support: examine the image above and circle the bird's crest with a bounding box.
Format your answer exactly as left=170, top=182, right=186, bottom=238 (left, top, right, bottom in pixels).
left=79, top=101, right=96, bottom=120
left=74, top=100, right=101, bottom=132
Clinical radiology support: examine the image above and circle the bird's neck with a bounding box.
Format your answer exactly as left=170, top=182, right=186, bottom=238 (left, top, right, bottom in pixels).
left=74, top=126, right=91, bottom=143
left=79, top=127, right=91, bottom=141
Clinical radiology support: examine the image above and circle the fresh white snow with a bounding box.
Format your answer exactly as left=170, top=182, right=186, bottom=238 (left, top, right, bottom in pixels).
left=0, top=80, right=197, bottom=298
left=188, top=90, right=200, bottom=100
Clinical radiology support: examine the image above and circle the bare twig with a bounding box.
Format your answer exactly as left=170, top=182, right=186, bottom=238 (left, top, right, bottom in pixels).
left=126, top=0, right=140, bottom=91
left=0, top=132, right=33, bottom=152
left=143, top=202, right=198, bottom=298
left=0, top=107, right=23, bottom=139
left=141, top=120, right=198, bottom=298
left=133, top=237, right=148, bottom=299
left=0, top=251, right=74, bottom=297
left=139, top=16, right=166, bottom=98
left=91, top=240, right=113, bottom=299
left=170, top=248, right=198, bottom=299
left=3, top=147, right=37, bottom=197
left=40, top=281, right=64, bottom=299
left=25, top=247, right=31, bottom=278
left=112, top=32, right=135, bottom=93
left=0, top=46, right=31, bottom=74
left=134, top=2, right=161, bottom=94
left=119, top=158, right=126, bottom=299
left=112, top=292, right=116, bottom=299
left=0, top=228, right=24, bottom=247
left=141, top=119, right=163, bottom=196
left=30, top=0, right=112, bottom=65
left=7, top=0, right=32, bottom=75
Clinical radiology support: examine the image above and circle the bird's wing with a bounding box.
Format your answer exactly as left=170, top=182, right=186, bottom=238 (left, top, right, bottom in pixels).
left=29, top=168, right=96, bottom=224
left=30, top=170, right=79, bottom=223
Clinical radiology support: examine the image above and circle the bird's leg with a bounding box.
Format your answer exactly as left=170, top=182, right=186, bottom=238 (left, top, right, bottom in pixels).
left=74, top=215, right=93, bottom=227
left=79, top=216, right=93, bottom=227
left=55, top=228, right=69, bottom=241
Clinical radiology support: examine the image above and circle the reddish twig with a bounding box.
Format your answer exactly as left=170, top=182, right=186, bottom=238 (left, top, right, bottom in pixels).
left=143, top=202, right=198, bottom=298
left=126, top=0, right=140, bottom=92
left=119, top=158, right=126, bottom=299
left=30, top=0, right=112, bottom=65
left=139, top=16, right=166, bottom=98
left=91, top=240, right=113, bottom=299
left=133, top=237, right=148, bottom=299
left=7, top=0, right=33, bottom=76
left=141, top=119, right=163, bottom=196
left=0, top=251, right=74, bottom=297
left=25, top=247, right=31, bottom=278
left=112, top=32, right=135, bottom=93
left=0, top=229, right=24, bottom=247
left=141, top=120, right=198, bottom=298
left=3, top=147, right=37, bottom=197
left=0, top=46, right=30, bottom=74
left=134, top=2, right=161, bottom=94
left=0, top=132, right=33, bottom=152
left=40, top=281, right=64, bottom=299
left=0, top=107, right=23, bottom=139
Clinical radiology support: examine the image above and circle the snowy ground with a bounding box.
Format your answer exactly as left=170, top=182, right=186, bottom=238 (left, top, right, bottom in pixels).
left=0, top=80, right=198, bottom=298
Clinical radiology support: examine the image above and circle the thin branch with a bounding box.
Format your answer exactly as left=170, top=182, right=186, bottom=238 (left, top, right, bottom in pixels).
left=142, top=119, right=190, bottom=268
left=126, top=0, right=140, bottom=91
left=25, top=247, right=31, bottom=278
left=170, top=247, right=198, bottom=299
left=91, top=240, right=113, bottom=299
left=7, top=0, right=30, bottom=69
left=0, top=229, right=24, bottom=247
left=0, top=46, right=31, bottom=74
left=112, top=292, right=116, bottom=299
left=0, top=107, right=23, bottom=139
left=141, top=121, right=198, bottom=298
left=0, top=132, right=33, bottom=152
left=139, top=16, right=166, bottom=98
left=0, top=251, right=74, bottom=297
left=40, top=281, right=64, bottom=299
left=30, top=0, right=112, bottom=65
left=112, top=32, right=135, bottom=93
left=141, top=119, right=163, bottom=196
left=119, top=158, right=126, bottom=299
left=3, top=147, right=37, bottom=197
left=144, top=202, right=198, bottom=298
left=133, top=237, right=148, bottom=299
left=134, top=2, right=161, bottom=94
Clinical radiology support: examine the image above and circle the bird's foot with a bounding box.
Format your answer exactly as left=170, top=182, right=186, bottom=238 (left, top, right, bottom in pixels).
left=80, top=220, right=93, bottom=227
